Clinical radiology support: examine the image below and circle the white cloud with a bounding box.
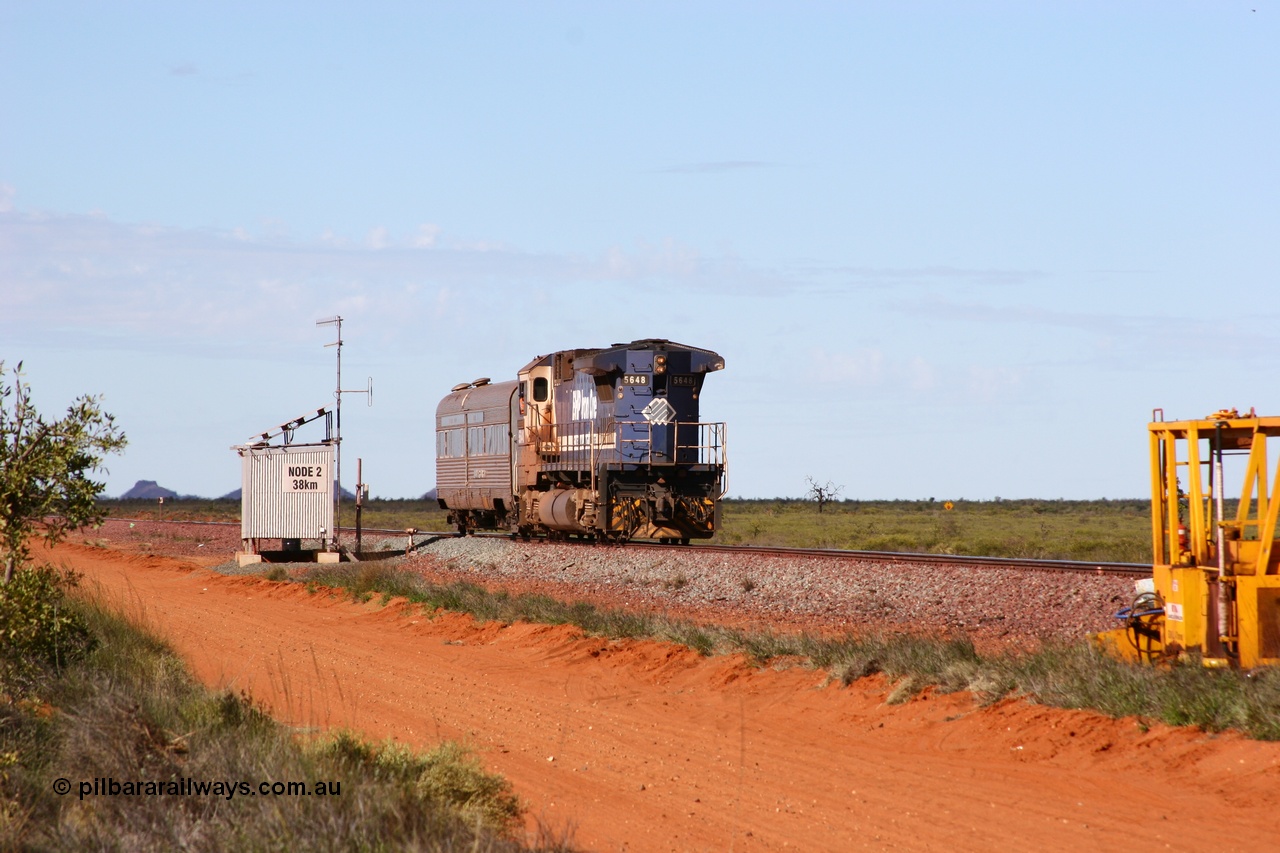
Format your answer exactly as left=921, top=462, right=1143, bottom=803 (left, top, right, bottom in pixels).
left=433, top=287, right=452, bottom=320
left=905, top=356, right=935, bottom=391
left=365, top=226, right=389, bottom=250
left=811, top=346, right=885, bottom=386
left=660, top=161, right=778, bottom=174
left=890, top=294, right=1280, bottom=365
left=0, top=184, right=14, bottom=213
left=808, top=346, right=1030, bottom=405
left=413, top=223, right=440, bottom=248
left=0, top=207, right=806, bottom=356
left=965, top=365, right=1028, bottom=403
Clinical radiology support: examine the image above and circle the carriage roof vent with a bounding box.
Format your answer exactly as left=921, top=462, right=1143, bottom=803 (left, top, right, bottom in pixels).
left=451, top=382, right=470, bottom=392
left=471, top=377, right=491, bottom=387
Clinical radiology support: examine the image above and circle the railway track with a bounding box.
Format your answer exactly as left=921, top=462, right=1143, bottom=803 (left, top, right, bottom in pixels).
left=102, top=518, right=1149, bottom=577
left=634, top=541, right=1149, bottom=576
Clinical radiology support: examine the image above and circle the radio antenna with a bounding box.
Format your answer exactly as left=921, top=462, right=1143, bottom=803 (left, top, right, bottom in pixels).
left=316, top=316, right=373, bottom=548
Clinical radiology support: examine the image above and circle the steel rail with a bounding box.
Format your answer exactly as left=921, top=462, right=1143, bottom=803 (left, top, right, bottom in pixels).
left=493, top=535, right=1149, bottom=576
left=98, top=518, right=1149, bottom=576
left=649, top=542, right=1149, bottom=576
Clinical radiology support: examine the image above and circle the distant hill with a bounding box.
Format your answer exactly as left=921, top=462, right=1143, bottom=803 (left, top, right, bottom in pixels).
left=422, top=488, right=438, bottom=501
left=221, top=484, right=357, bottom=501
left=119, top=480, right=180, bottom=500
left=117, top=483, right=377, bottom=501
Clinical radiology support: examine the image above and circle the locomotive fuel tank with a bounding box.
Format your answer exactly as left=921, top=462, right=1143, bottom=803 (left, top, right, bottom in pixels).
left=533, top=488, right=598, bottom=534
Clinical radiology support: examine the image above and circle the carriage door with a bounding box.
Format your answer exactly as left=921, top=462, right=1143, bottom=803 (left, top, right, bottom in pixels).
left=517, top=363, right=554, bottom=485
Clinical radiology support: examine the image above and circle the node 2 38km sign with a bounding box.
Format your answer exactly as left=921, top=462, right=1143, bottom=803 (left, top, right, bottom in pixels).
left=283, top=465, right=324, bottom=492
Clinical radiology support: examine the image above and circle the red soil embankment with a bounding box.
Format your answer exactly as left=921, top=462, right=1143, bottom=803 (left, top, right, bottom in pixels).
left=47, top=540, right=1280, bottom=853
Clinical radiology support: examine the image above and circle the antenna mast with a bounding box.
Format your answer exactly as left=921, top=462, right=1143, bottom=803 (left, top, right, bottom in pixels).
left=317, top=316, right=344, bottom=545
left=316, top=316, right=373, bottom=549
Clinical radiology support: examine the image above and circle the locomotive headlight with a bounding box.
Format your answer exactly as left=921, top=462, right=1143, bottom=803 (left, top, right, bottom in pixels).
left=654, top=355, right=667, bottom=374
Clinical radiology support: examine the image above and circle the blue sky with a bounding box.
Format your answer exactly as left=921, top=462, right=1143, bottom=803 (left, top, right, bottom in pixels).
left=2, top=1, right=1277, bottom=500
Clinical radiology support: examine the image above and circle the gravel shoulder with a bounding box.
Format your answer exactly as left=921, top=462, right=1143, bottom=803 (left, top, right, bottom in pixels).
left=406, top=537, right=1135, bottom=649
left=85, top=518, right=1136, bottom=649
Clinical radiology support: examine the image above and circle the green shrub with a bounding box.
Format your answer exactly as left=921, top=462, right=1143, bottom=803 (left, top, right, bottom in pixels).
left=314, top=733, right=521, bottom=835
left=0, top=566, right=95, bottom=696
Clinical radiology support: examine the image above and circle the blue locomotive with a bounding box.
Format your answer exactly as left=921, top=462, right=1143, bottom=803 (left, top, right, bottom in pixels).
left=435, top=339, right=727, bottom=543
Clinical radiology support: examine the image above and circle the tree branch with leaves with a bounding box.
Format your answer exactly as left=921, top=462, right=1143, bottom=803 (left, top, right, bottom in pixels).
left=1, top=361, right=127, bottom=583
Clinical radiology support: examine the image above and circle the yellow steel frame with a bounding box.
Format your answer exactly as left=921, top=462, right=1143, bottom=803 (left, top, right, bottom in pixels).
left=1146, top=412, right=1280, bottom=667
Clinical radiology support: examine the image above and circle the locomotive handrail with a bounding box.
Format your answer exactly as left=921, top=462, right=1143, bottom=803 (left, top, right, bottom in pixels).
left=615, top=421, right=726, bottom=466
left=525, top=419, right=726, bottom=474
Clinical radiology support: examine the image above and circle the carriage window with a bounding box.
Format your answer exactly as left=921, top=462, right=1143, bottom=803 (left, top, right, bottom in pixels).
left=533, top=377, right=549, bottom=402
left=437, top=428, right=465, bottom=458
left=467, top=424, right=508, bottom=456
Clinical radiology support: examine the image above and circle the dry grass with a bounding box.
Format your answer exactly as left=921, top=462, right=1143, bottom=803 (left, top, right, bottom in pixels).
left=102, top=497, right=1153, bottom=562
left=718, top=498, right=1152, bottom=562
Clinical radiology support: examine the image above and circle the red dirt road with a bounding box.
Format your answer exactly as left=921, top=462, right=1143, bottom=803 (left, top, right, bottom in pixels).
left=50, top=541, right=1280, bottom=852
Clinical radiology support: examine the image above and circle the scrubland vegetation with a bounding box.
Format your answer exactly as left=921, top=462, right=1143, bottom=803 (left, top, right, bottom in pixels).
left=718, top=498, right=1152, bottom=562
left=0, top=566, right=570, bottom=852
left=104, top=496, right=1153, bottom=563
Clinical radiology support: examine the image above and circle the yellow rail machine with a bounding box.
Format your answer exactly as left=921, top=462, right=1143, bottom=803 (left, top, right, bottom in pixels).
left=1111, top=409, right=1280, bottom=667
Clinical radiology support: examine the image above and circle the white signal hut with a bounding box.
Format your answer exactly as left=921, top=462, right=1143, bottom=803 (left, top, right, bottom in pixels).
left=234, top=407, right=338, bottom=565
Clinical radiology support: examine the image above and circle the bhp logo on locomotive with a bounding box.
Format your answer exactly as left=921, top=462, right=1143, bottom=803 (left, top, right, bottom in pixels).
left=571, top=389, right=598, bottom=420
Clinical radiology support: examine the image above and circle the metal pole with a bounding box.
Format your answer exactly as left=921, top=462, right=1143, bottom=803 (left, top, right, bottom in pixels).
left=318, top=316, right=372, bottom=551
left=1214, top=422, right=1231, bottom=652
left=318, top=316, right=344, bottom=551
left=356, top=457, right=363, bottom=555
left=335, top=317, right=342, bottom=545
